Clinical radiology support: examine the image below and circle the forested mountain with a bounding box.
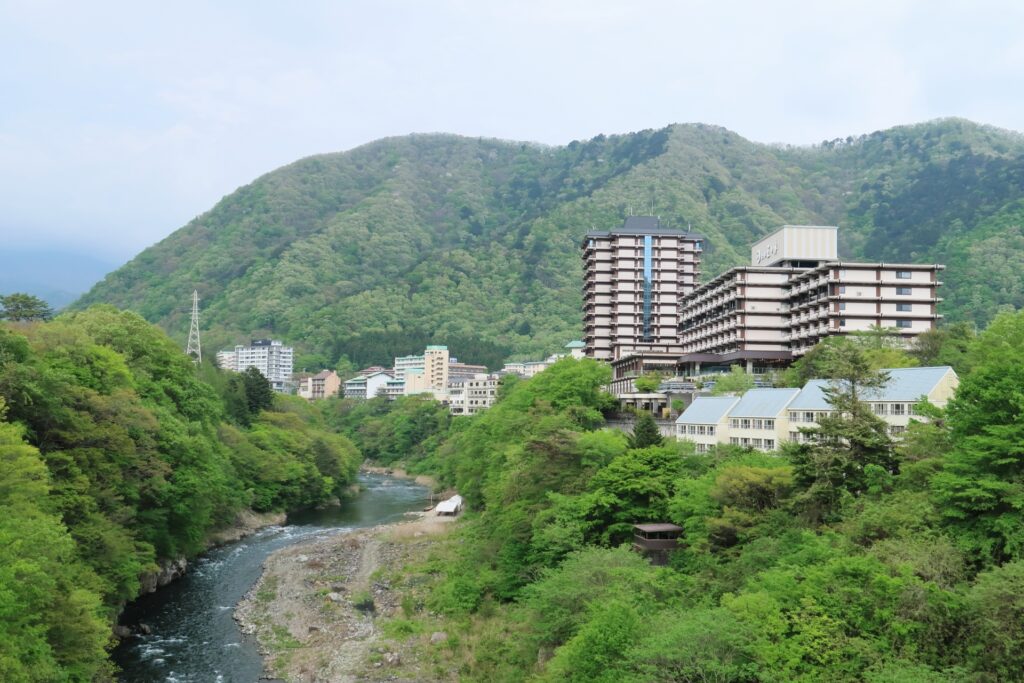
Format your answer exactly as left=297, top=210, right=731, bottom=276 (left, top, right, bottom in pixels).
left=76, top=118, right=1024, bottom=368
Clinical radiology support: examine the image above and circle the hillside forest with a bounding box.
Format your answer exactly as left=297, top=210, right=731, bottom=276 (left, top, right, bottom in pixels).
left=75, top=118, right=1024, bottom=369
left=0, top=308, right=359, bottom=680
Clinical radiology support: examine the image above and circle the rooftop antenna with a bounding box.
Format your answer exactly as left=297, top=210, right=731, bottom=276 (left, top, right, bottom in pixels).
left=186, top=290, right=201, bottom=364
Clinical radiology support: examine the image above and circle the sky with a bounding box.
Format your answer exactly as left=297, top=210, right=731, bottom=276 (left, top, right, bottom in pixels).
left=2, top=0, right=1024, bottom=263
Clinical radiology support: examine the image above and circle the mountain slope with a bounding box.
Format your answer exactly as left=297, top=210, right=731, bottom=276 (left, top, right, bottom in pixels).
left=77, top=119, right=1024, bottom=368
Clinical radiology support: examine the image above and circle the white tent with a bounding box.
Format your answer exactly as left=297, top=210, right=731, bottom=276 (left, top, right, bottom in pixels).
left=436, top=494, right=463, bottom=516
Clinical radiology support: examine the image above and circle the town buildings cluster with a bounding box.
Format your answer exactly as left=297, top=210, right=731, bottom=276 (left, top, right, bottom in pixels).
left=582, top=219, right=945, bottom=396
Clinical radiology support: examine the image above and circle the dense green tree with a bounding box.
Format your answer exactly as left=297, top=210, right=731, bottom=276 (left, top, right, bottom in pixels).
left=0, top=292, right=53, bottom=321
left=932, top=310, right=1024, bottom=563
left=242, top=366, right=275, bottom=414
left=633, top=373, right=662, bottom=393
left=628, top=411, right=663, bottom=448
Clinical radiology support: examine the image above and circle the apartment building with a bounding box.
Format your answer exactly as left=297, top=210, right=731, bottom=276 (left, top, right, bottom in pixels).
left=449, top=360, right=489, bottom=383
left=674, top=396, right=739, bottom=453
left=787, top=366, right=958, bottom=441
left=343, top=370, right=394, bottom=400
left=675, top=226, right=944, bottom=375
left=582, top=216, right=704, bottom=361
left=787, top=262, right=944, bottom=356
left=448, top=373, right=501, bottom=416
left=215, top=350, right=237, bottom=371
left=298, top=370, right=341, bottom=399
left=424, top=345, right=449, bottom=393
left=228, top=339, right=294, bottom=392
left=393, top=355, right=424, bottom=381
left=723, top=388, right=800, bottom=452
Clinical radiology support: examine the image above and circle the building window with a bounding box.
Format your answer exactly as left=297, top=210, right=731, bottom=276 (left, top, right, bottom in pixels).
left=897, top=287, right=912, bottom=296
left=753, top=419, right=763, bottom=430
left=804, top=412, right=815, bottom=423
left=889, top=425, right=907, bottom=436
left=707, top=426, right=715, bottom=436
left=730, top=437, right=739, bottom=445
left=765, top=439, right=775, bottom=450
left=697, top=425, right=706, bottom=436
left=892, top=403, right=906, bottom=416
left=789, top=431, right=800, bottom=442
left=897, top=303, right=912, bottom=312
left=741, top=438, right=751, bottom=447
left=740, top=418, right=751, bottom=429
left=874, top=404, right=889, bottom=416
left=839, top=285, right=847, bottom=294
left=839, top=319, right=847, bottom=327
left=839, top=302, right=846, bottom=311
left=896, top=319, right=912, bottom=329
left=909, top=403, right=919, bottom=416
left=764, top=419, right=775, bottom=430
left=752, top=438, right=763, bottom=448
left=817, top=412, right=829, bottom=421
left=896, top=271, right=912, bottom=279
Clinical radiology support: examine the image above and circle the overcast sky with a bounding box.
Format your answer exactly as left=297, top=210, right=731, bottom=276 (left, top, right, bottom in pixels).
left=3, top=0, right=1024, bottom=262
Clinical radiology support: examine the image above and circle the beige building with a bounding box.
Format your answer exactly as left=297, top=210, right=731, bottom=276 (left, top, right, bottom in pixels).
left=675, top=226, right=944, bottom=376
left=582, top=216, right=704, bottom=361
left=298, top=370, right=341, bottom=399
left=787, top=262, right=944, bottom=356
left=424, top=345, right=449, bottom=393
left=449, top=373, right=501, bottom=415
left=674, top=396, right=739, bottom=453
left=723, top=388, right=801, bottom=452
left=787, top=366, right=958, bottom=441
left=403, top=367, right=430, bottom=395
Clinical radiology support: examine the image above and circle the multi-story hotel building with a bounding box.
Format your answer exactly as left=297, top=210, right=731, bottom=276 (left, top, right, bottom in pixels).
left=582, top=216, right=704, bottom=361
left=223, top=339, right=294, bottom=392
left=675, top=225, right=944, bottom=376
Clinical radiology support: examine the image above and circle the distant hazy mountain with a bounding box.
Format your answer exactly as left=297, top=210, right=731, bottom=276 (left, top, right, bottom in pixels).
left=76, top=118, right=1024, bottom=367
left=2, top=249, right=115, bottom=310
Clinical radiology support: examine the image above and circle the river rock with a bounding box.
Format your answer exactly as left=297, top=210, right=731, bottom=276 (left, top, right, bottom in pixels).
left=139, top=557, right=188, bottom=594
left=327, top=592, right=344, bottom=603
left=138, top=623, right=152, bottom=635
left=430, top=631, right=448, bottom=644
left=383, top=652, right=401, bottom=666
left=113, top=625, right=133, bottom=639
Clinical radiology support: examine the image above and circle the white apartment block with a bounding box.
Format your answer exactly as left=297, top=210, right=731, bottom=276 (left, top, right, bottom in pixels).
left=215, top=350, right=237, bottom=372
left=228, top=339, right=293, bottom=392
left=343, top=370, right=394, bottom=400
left=393, top=354, right=424, bottom=381
left=787, top=366, right=958, bottom=441
left=583, top=216, right=704, bottom=361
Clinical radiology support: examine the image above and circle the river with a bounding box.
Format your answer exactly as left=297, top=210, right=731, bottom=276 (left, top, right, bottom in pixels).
left=112, top=472, right=429, bottom=682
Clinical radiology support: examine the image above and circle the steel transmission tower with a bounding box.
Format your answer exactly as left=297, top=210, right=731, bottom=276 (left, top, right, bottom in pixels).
left=185, top=290, right=202, bottom=364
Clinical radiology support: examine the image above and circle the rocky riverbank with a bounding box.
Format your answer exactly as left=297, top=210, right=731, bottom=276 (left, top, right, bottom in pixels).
left=235, top=512, right=456, bottom=682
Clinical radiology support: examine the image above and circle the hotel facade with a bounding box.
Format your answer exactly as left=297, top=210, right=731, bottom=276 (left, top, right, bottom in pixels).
left=582, top=216, right=704, bottom=361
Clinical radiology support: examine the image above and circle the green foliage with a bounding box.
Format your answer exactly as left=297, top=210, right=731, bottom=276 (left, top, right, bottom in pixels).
left=0, top=292, right=53, bottom=322
left=74, top=120, right=1024, bottom=366
left=932, top=310, right=1024, bottom=564
left=627, top=412, right=663, bottom=448
left=0, top=309, right=360, bottom=676
left=632, top=372, right=661, bottom=393
left=709, top=365, right=756, bottom=395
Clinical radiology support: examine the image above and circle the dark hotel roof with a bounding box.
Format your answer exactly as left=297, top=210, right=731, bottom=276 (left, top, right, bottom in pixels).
left=584, top=216, right=707, bottom=241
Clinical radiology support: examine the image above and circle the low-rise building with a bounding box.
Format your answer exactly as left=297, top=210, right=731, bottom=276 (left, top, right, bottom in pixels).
left=724, top=388, right=801, bottom=452
left=674, top=396, right=739, bottom=453
left=343, top=370, right=394, bottom=400
left=787, top=366, right=958, bottom=441
left=676, top=366, right=957, bottom=452
left=449, top=360, right=489, bottom=383
left=298, top=370, right=342, bottom=399
left=215, top=350, right=237, bottom=371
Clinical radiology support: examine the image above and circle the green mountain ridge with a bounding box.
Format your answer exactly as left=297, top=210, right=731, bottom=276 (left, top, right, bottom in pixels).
left=76, top=118, right=1024, bottom=368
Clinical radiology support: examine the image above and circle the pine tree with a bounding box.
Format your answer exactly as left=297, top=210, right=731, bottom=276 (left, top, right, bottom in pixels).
left=629, top=412, right=664, bottom=449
